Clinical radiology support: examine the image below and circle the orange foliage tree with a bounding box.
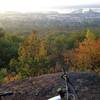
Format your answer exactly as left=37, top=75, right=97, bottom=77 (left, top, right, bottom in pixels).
left=74, top=30, right=100, bottom=72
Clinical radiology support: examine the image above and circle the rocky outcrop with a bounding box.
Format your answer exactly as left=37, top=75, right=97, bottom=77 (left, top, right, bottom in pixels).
left=0, top=72, right=100, bottom=100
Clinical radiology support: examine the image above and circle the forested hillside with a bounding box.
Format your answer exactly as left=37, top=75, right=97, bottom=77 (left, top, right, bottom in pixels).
left=0, top=9, right=99, bottom=84
left=0, top=27, right=99, bottom=83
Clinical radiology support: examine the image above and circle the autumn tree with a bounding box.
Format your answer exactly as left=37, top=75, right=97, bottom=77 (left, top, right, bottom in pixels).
left=74, top=30, right=100, bottom=73
left=36, top=38, right=49, bottom=74
left=18, top=31, right=39, bottom=77
left=38, top=39, right=47, bottom=59
left=18, top=31, right=48, bottom=77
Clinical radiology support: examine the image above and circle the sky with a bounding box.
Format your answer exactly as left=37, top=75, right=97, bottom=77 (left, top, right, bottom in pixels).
left=0, top=0, right=99, bottom=12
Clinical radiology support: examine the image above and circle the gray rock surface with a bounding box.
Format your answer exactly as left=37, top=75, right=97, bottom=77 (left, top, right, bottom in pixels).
left=0, top=72, right=100, bottom=100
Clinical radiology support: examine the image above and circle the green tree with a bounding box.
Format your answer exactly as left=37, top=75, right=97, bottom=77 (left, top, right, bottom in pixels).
left=9, top=58, right=19, bottom=73
left=86, top=29, right=96, bottom=40
left=0, top=33, right=22, bottom=68
left=0, top=27, right=5, bottom=37
left=0, top=68, right=7, bottom=83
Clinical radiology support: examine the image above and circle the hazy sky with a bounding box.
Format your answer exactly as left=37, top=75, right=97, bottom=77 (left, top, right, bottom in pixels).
left=0, top=0, right=99, bottom=12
